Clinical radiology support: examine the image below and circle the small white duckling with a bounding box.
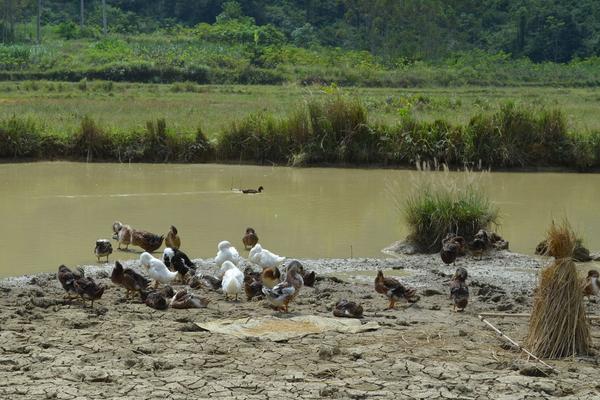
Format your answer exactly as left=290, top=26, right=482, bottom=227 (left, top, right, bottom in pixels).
left=249, top=244, right=285, bottom=269
left=140, top=252, right=178, bottom=288
left=220, top=261, right=244, bottom=301
left=215, top=240, right=241, bottom=267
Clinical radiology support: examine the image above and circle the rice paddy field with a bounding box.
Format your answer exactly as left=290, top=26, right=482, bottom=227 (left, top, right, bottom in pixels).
left=1, top=82, right=599, bottom=138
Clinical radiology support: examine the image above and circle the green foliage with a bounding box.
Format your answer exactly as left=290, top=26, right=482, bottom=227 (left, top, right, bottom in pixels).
left=0, top=116, right=40, bottom=158
left=403, top=168, right=499, bottom=252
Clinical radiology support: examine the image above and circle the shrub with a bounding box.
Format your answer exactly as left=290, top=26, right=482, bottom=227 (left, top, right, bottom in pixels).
left=0, top=116, right=40, bottom=158
left=402, top=164, right=499, bottom=252
left=72, top=116, right=110, bottom=161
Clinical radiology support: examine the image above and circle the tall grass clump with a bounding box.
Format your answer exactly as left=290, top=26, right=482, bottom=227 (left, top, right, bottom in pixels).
left=73, top=116, right=110, bottom=162
left=0, top=116, right=41, bottom=158
left=526, top=221, right=590, bottom=358
left=400, top=163, right=499, bottom=252
left=465, top=104, right=570, bottom=167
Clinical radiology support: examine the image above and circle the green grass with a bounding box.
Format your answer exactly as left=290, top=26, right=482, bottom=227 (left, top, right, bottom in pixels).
left=2, top=82, right=600, bottom=137
left=403, top=167, right=499, bottom=252
left=1, top=83, right=600, bottom=169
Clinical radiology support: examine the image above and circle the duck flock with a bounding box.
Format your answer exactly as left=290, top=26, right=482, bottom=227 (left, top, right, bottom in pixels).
left=57, top=222, right=600, bottom=317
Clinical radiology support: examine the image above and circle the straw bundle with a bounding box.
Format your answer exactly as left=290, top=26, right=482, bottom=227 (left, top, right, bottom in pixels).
left=526, top=221, right=590, bottom=358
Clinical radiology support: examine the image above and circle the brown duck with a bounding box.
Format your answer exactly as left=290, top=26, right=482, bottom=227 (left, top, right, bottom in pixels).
left=170, top=289, right=210, bottom=309
left=73, top=276, right=105, bottom=308
left=165, top=225, right=181, bottom=250
left=260, top=266, right=281, bottom=289
left=262, top=260, right=304, bottom=312
left=374, top=270, right=417, bottom=309
left=450, top=267, right=469, bottom=312
left=440, top=233, right=466, bottom=265
left=110, top=261, right=150, bottom=299
left=112, top=221, right=164, bottom=252
left=333, top=299, right=363, bottom=318
left=57, top=265, right=84, bottom=299
left=242, top=227, right=259, bottom=250
left=244, top=266, right=263, bottom=301
left=583, top=269, right=599, bottom=298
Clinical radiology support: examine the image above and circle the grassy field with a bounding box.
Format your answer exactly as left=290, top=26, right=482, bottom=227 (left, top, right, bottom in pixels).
left=1, top=82, right=600, bottom=138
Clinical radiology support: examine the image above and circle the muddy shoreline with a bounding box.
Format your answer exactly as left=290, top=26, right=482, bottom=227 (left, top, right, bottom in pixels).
left=1, top=252, right=599, bottom=399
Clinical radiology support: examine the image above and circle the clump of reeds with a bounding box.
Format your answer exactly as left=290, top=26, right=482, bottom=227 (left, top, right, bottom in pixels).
left=398, top=162, right=498, bottom=252
left=526, top=221, right=590, bottom=358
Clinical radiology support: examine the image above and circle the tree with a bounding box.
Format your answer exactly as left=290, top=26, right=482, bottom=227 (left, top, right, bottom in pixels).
left=102, top=0, right=107, bottom=34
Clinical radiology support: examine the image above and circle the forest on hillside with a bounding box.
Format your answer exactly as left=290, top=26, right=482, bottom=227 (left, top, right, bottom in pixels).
left=2, top=0, right=600, bottom=63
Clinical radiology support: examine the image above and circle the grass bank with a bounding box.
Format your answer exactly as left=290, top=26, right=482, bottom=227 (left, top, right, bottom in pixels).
left=0, top=85, right=600, bottom=170
left=2, top=90, right=600, bottom=170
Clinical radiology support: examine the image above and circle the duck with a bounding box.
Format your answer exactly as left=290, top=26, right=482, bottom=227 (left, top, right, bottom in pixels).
left=333, top=299, right=363, bottom=318
left=94, top=239, right=113, bottom=262
left=189, top=273, right=222, bottom=291
left=221, top=261, right=244, bottom=301
left=163, top=247, right=195, bottom=281
left=112, top=221, right=164, bottom=252
left=73, top=276, right=105, bottom=308
left=140, top=290, right=168, bottom=310
left=470, top=229, right=489, bottom=260
left=244, top=266, right=263, bottom=301
left=262, top=260, right=304, bottom=312
left=374, top=270, right=417, bottom=309
left=302, top=271, right=316, bottom=287
left=110, top=261, right=150, bottom=299
left=215, top=240, right=241, bottom=267
left=583, top=269, right=600, bottom=299
left=261, top=266, right=281, bottom=289
left=242, top=186, right=263, bottom=194
left=440, top=234, right=465, bottom=265
left=57, top=265, right=85, bottom=299
left=165, top=225, right=181, bottom=250
left=249, top=244, right=285, bottom=269
left=170, top=289, right=210, bottom=309
left=139, top=252, right=178, bottom=288
left=242, top=227, right=259, bottom=250
left=450, top=267, right=469, bottom=312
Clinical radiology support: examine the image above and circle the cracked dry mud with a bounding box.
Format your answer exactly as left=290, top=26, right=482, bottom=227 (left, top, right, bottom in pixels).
left=1, top=251, right=599, bottom=400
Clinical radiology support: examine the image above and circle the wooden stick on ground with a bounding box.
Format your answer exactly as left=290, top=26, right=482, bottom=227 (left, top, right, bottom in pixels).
left=479, top=312, right=600, bottom=321
left=478, top=315, right=557, bottom=372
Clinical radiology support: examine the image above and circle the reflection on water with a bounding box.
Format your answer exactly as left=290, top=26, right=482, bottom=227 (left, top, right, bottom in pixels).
left=1, top=162, right=599, bottom=277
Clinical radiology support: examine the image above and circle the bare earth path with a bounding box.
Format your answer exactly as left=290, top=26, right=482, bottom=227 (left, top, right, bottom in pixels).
left=1, top=252, right=599, bottom=399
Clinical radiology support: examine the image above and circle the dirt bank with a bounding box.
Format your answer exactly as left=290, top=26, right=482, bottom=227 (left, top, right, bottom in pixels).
left=0, top=252, right=599, bottom=399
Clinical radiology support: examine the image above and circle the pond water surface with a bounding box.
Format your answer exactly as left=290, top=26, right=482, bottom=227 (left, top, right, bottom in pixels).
left=1, top=162, right=599, bottom=277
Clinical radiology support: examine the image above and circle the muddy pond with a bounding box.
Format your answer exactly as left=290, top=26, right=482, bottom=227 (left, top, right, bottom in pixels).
left=1, top=162, right=599, bottom=277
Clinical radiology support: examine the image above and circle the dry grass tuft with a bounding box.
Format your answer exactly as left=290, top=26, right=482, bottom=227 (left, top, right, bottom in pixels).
left=526, top=220, right=590, bottom=358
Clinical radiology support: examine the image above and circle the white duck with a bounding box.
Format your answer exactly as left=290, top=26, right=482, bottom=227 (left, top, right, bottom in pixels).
left=220, top=261, right=244, bottom=301
left=140, top=252, right=178, bottom=288
left=249, top=244, right=285, bottom=269
left=215, top=240, right=241, bottom=267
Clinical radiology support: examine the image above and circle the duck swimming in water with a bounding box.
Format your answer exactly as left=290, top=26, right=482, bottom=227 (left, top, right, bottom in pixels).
left=241, top=186, right=263, bottom=194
